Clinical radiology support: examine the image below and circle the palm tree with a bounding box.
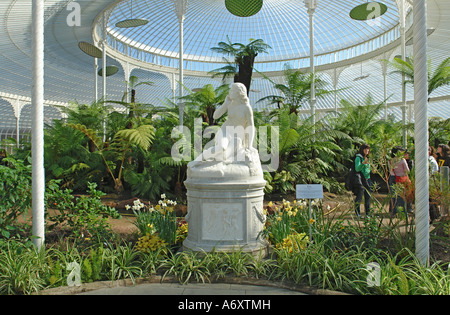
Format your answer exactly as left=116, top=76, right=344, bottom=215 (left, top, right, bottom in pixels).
left=122, top=75, right=154, bottom=128
left=267, top=108, right=350, bottom=191
left=257, top=65, right=335, bottom=115
left=67, top=122, right=155, bottom=193
left=180, top=84, right=230, bottom=125
left=210, top=37, right=271, bottom=95
left=332, top=93, right=387, bottom=141
left=428, top=116, right=450, bottom=148
left=386, top=56, right=450, bottom=99
left=123, top=75, right=154, bottom=105
left=59, top=99, right=113, bottom=152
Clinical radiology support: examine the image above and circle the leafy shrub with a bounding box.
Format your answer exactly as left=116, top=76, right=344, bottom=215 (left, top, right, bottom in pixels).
left=45, top=180, right=121, bottom=239
left=135, top=233, right=168, bottom=253
left=0, top=157, right=32, bottom=239
left=0, top=240, right=47, bottom=295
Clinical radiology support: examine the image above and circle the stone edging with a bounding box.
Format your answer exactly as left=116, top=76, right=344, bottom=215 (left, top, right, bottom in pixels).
left=35, top=275, right=349, bottom=295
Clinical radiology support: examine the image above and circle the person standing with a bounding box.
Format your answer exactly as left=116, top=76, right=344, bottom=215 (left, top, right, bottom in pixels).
left=392, top=148, right=411, bottom=216
left=353, top=144, right=371, bottom=217
left=388, top=146, right=403, bottom=216
left=429, top=146, right=439, bottom=174
left=429, top=146, right=441, bottom=221
left=436, top=144, right=450, bottom=170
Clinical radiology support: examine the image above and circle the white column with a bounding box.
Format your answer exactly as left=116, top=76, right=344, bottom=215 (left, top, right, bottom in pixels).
left=173, top=0, right=188, bottom=129
left=304, top=0, right=317, bottom=130
left=179, top=15, right=184, bottom=127
left=16, top=116, right=20, bottom=147
left=413, top=0, right=429, bottom=266
left=380, top=54, right=388, bottom=119
left=102, top=12, right=107, bottom=141
left=94, top=58, right=98, bottom=102
left=31, top=0, right=45, bottom=249
left=400, top=0, right=408, bottom=147
left=332, top=68, right=338, bottom=115
left=12, top=97, right=24, bottom=148
left=102, top=44, right=107, bottom=102
left=124, top=62, right=130, bottom=103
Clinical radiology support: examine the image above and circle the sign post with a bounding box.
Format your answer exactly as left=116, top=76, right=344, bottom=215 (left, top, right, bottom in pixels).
left=296, top=184, right=323, bottom=240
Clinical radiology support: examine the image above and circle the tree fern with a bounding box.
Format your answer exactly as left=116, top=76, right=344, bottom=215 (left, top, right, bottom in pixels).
left=114, top=125, right=155, bottom=150
left=386, top=56, right=450, bottom=97
left=66, top=123, right=103, bottom=150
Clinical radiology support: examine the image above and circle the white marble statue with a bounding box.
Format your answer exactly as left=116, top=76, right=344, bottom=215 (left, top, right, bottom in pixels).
left=183, top=83, right=267, bottom=256
left=188, top=82, right=262, bottom=178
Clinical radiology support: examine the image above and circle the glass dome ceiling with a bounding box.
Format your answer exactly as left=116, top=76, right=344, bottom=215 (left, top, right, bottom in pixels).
left=0, top=0, right=449, bottom=134
left=106, top=0, right=401, bottom=70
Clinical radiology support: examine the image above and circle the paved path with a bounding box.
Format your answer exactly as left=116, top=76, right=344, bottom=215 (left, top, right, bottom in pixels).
left=78, top=282, right=306, bottom=295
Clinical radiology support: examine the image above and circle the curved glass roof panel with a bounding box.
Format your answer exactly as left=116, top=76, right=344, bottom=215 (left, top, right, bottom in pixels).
left=0, top=0, right=449, bottom=128
left=107, top=0, right=400, bottom=64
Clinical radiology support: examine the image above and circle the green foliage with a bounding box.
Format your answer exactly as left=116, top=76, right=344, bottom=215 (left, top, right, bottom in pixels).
left=261, top=108, right=349, bottom=193
left=332, top=93, right=387, bottom=141
left=257, top=65, right=336, bottom=115
left=114, top=125, right=155, bottom=150
left=124, top=161, right=172, bottom=201
left=61, top=99, right=112, bottom=134
left=161, top=251, right=211, bottom=284
left=132, top=196, right=179, bottom=246
left=122, top=125, right=176, bottom=201
left=66, top=121, right=156, bottom=193
left=0, top=157, right=32, bottom=239
left=80, top=247, right=104, bottom=283
left=104, top=242, right=143, bottom=283
left=386, top=56, right=450, bottom=96
left=428, top=116, right=450, bottom=148
left=45, top=180, right=121, bottom=238
left=210, top=37, right=271, bottom=93
left=180, top=84, right=230, bottom=125
left=0, top=240, right=47, bottom=295
left=263, top=171, right=295, bottom=194
left=1, top=230, right=449, bottom=295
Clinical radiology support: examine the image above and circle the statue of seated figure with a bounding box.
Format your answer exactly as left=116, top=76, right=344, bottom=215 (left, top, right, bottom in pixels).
left=188, top=82, right=263, bottom=179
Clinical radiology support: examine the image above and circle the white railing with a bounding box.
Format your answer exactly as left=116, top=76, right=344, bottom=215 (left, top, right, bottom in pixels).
left=104, top=24, right=401, bottom=74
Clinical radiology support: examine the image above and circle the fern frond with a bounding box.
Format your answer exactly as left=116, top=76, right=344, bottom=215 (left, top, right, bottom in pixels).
left=66, top=123, right=103, bottom=149
left=114, top=125, right=155, bottom=150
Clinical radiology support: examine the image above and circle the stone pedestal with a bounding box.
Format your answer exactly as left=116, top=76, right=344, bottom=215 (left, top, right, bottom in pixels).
left=182, top=159, right=268, bottom=256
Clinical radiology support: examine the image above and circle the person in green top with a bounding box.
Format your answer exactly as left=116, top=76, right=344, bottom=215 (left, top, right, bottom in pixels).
left=353, top=143, right=372, bottom=217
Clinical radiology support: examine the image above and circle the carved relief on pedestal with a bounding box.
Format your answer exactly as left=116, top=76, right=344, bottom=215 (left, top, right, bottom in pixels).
left=201, top=202, right=244, bottom=241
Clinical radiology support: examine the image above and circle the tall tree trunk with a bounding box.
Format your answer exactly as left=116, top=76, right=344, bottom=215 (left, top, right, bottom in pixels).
left=234, top=54, right=257, bottom=96
left=239, top=55, right=256, bottom=96
left=126, top=89, right=136, bottom=129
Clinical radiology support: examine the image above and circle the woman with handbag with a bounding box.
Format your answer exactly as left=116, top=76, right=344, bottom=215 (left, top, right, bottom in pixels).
left=353, top=144, right=372, bottom=217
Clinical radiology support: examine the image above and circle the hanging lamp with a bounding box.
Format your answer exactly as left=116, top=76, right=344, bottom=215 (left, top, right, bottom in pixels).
left=225, top=0, right=263, bottom=17
left=115, top=0, right=148, bottom=28
left=78, top=41, right=103, bottom=58
left=349, top=1, right=387, bottom=21
left=98, top=65, right=119, bottom=77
